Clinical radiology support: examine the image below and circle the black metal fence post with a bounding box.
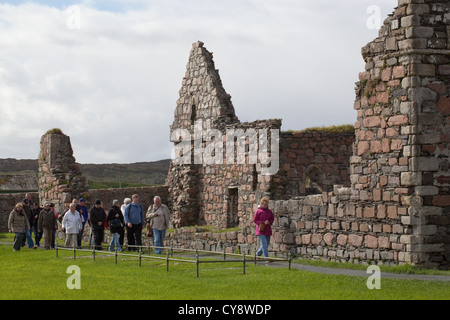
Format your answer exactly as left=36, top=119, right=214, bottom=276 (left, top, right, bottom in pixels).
left=166, top=251, right=169, bottom=272
left=196, top=251, right=199, bottom=278
left=139, top=247, right=142, bottom=267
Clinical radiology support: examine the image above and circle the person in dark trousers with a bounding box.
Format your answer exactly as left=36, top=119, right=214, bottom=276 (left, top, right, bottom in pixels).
left=120, top=198, right=131, bottom=247
left=8, top=203, right=30, bottom=252
left=49, top=203, right=59, bottom=249
left=38, top=202, right=57, bottom=250
left=31, top=202, right=43, bottom=247
left=107, top=200, right=124, bottom=251
left=89, top=200, right=106, bottom=250
left=77, top=198, right=89, bottom=247
left=21, top=199, right=35, bottom=249
left=123, top=194, right=145, bottom=251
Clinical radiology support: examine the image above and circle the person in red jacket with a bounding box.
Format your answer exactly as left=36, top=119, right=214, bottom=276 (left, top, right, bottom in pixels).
left=254, top=197, right=274, bottom=259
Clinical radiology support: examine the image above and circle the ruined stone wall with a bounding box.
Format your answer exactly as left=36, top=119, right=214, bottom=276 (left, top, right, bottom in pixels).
left=87, top=186, right=169, bottom=213
left=32, top=129, right=170, bottom=232
left=196, top=163, right=256, bottom=229
left=167, top=41, right=353, bottom=231
left=0, top=192, right=39, bottom=232
left=168, top=41, right=239, bottom=228
left=269, top=194, right=409, bottom=263
left=166, top=193, right=414, bottom=266
left=167, top=41, right=282, bottom=228
left=351, top=0, right=450, bottom=268
left=38, top=131, right=89, bottom=213
left=166, top=0, right=450, bottom=269
left=0, top=174, right=38, bottom=192
left=169, top=119, right=281, bottom=229
left=195, top=128, right=354, bottom=229
left=14, top=1, right=446, bottom=269
left=197, top=119, right=281, bottom=230
left=274, top=131, right=354, bottom=199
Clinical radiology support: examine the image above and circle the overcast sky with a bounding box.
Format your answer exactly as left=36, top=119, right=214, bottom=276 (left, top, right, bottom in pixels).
left=0, top=0, right=397, bottom=164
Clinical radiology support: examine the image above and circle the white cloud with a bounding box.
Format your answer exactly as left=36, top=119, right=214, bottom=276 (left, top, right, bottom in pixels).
left=0, top=0, right=397, bottom=163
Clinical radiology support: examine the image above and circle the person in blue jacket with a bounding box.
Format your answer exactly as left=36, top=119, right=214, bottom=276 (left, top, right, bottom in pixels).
left=123, top=194, right=145, bottom=251
left=77, top=198, right=89, bottom=247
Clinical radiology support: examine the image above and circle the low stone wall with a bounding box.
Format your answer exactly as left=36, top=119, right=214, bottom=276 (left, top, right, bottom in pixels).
left=167, top=227, right=258, bottom=254
left=268, top=193, right=411, bottom=264
left=87, top=186, right=169, bottom=212
left=0, top=174, right=38, bottom=191
left=165, top=190, right=424, bottom=267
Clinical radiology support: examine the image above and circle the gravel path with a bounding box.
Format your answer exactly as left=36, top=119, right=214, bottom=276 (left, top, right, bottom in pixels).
left=267, top=261, right=450, bottom=282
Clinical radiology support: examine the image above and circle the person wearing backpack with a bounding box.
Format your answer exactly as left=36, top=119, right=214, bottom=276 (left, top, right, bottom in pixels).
left=107, top=200, right=124, bottom=252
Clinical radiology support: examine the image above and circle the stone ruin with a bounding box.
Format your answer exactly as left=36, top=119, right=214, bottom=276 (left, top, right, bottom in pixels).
left=167, top=41, right=354, bottom=230
left=167, top=0, right=450, bottom=269
left=8, top=0, right=446, bottom=269
left=38, top=130, right=89, bottom=213
left=35, top=129, right=169, bottom=242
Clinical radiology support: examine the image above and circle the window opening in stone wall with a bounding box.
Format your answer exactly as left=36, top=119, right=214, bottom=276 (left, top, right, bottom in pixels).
left=305, top=166, right=323, bottom=195
left=252, top=164, right=258, bottom=191
left=190, top=95, right=196, bottom=125
left=227, top=187, right=239, bottom=228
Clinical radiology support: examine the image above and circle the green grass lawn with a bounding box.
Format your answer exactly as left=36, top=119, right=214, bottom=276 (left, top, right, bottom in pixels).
left=0, top=233, right=449, bottom=300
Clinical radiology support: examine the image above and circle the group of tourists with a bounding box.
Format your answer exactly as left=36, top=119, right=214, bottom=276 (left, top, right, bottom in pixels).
left=6, top=193, right=58, bottom=251
left=86, top=194, right=170, bottom=254
left=7, top=194, right=170, bottom=255
left=7, top=194, right=275, bottom=258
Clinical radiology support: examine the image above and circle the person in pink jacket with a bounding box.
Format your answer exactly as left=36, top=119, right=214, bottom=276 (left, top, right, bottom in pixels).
left=254, top=197, right=274, bottom=258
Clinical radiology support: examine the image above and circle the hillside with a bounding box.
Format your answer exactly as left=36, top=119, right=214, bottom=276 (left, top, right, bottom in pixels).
left=81, top=160, right=171, bottom=187
left=0, top=158, right=171, bottom=188
left=0, top=158, right=38, bottom=174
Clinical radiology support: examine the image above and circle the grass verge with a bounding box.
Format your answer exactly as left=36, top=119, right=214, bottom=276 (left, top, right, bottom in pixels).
left=0, top=233, right=448, bottom=300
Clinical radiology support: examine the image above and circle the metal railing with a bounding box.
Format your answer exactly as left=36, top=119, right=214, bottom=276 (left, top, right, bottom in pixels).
left=55, top=242, right=292, bottom=277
